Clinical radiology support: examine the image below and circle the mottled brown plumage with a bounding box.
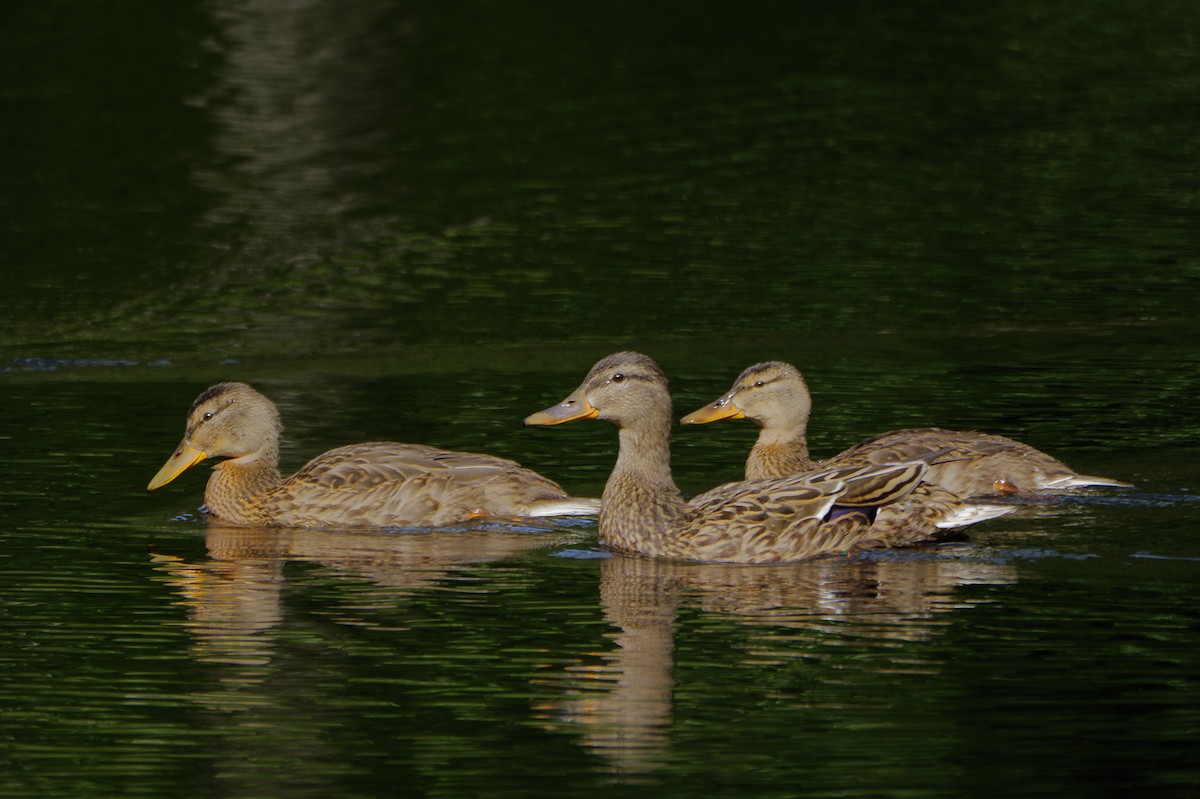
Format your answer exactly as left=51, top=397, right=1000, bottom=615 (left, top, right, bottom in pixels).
left=682, top=361, right=1131, bottom=497
left=525, top=353, right=1008, bottom=564
left=148, top=382, right=599, bottom=528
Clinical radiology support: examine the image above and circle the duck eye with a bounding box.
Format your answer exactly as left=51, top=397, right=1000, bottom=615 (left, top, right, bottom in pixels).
left=203, top=412, right=214, bottom=421
left=753, top=380, right=765, bottom=388
left=611, top=373, right=625, bottom=383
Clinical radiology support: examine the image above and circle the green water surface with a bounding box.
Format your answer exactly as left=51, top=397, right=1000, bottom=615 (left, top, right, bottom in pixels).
left=2, top=1, right=1198, bottom=797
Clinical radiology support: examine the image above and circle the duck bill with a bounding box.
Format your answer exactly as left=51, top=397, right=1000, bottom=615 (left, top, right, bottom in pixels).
left=524, top=390, right=599, bottom=426
left=147, top=441, right=209, bottom=491
left=680, top=397, right=744, bottom=425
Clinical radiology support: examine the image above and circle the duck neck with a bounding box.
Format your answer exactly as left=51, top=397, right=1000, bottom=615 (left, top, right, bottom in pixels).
left=599, top=419, right=691, bottom=554
left=204, top=443, right=284, bottom=525
left=747, top=423, right=816, bottom=480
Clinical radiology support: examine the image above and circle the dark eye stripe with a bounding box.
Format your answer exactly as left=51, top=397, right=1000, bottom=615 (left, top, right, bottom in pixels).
left=611, top=371, right=658, bottom=385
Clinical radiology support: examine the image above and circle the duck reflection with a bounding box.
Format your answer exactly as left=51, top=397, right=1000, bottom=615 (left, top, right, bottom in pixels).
left=151, top=522, right=581, bottom=668
left=534, top=551, right=1017, bottom=774
left=149, top=519, right=584, bottom=795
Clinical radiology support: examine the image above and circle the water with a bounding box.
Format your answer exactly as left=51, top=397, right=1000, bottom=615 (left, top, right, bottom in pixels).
left=2, top=1, right=1199, bottom=796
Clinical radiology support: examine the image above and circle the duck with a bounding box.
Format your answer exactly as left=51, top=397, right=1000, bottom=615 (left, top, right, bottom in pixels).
left=148, top=381, right=600, bottom=529
left=524, top=352, right=1011, bottom=563
left=681, top=361, right=1131, bottom=496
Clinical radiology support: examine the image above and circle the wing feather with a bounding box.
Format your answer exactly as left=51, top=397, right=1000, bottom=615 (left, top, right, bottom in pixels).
left=267, top=443, right=585, bottom=527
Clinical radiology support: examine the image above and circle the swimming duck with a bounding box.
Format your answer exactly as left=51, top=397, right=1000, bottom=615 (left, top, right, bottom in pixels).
left=524, top=352, right=1009, bottom=563
left=148, top=382, right=599, bottom=528
left=681, top=361, right=1130, bottom=496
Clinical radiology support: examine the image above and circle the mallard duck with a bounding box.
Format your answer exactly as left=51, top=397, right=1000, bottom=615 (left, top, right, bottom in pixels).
left=148, top=382, right=600, bottom=528
left=524, top=352, right=1010, bottom=563
left=681, top=361, right=1131, bottom=496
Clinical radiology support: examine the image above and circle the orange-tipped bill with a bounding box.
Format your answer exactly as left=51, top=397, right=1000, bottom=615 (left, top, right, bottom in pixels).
left=680, top=397, right=744, bottom=425
left=147, top=440, right=208, bottom=491
left=524, top=390, right=599, bottom=426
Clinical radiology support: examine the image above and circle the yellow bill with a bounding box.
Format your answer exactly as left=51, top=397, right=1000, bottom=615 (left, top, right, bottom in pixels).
left=524, top=390, right=599, bottom=426
left=147, top=441, right=209, bottom=491
left=680, top=399, right=744, bottom=424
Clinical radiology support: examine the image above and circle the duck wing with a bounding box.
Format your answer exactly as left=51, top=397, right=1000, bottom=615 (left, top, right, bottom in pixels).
left=830, top=427, right=1129, bottom=496
left=676, top=460, right=934, bottom=563
left=268, top=443, right=596, bottom=528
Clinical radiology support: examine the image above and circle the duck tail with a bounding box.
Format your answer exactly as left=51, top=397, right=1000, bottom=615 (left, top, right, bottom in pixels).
left=934, top=502, right=1016, bottom=529
left=1043, top=473, right=1133, bottom=490
left=527, top=497, right=602, bottom=517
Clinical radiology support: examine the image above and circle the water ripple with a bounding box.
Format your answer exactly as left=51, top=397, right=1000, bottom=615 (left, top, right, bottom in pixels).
left=1, top=357, right=172, bottom=373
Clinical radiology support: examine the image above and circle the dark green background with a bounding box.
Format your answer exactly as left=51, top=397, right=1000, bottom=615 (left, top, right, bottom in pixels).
left=2, top=1, right=1197, bottom=796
